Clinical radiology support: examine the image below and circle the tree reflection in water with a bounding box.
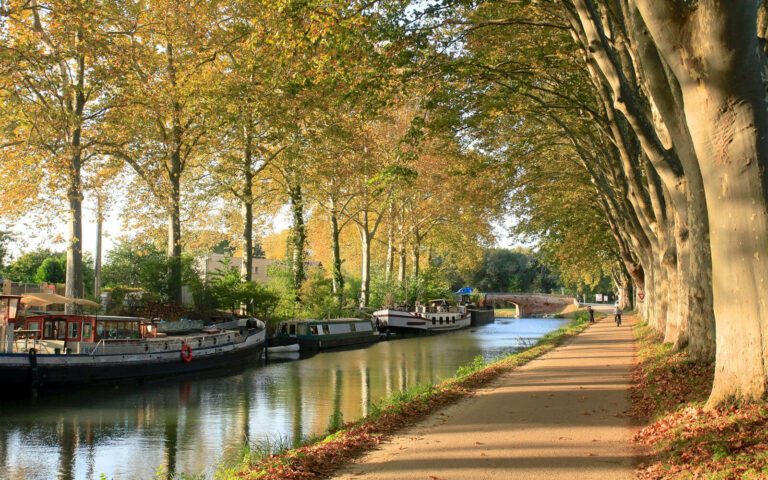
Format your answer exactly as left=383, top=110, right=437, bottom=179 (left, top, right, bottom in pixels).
left=0, top=318, right=568, bottom=480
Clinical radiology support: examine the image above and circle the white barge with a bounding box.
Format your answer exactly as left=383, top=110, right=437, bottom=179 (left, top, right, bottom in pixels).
left=373, top=299, right=470, bottom=334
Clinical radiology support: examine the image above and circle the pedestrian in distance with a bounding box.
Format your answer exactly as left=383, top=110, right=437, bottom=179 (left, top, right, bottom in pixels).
left=614, top=306, right=622, bottom=326
left=587, top=305, right=595, bottom=323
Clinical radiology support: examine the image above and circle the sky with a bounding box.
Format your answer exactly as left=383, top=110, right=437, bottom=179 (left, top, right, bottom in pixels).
left=3, top=195, right=525, bottom=262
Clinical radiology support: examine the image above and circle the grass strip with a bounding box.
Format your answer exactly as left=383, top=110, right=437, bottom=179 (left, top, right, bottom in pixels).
left=630, top=321, right=768, bottom=479
left=218, top=313, right=590, bottom=480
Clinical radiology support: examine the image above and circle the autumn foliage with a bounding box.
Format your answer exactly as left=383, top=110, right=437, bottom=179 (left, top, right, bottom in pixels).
left=630, top=322, right=768, bottom=479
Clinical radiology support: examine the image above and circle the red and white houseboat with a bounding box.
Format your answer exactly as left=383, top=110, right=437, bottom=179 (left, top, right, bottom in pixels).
left=373, top=299, right=470, bottom=334
left=0, top=293, right=266, bottom=390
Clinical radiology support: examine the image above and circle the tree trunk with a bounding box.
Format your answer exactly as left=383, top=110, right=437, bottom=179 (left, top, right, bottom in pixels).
left=65, top=155, right=83, bottom=305
left=329, top=198, right=344, bottom=304
left=411, top=227, right=421, bottom=279
left=240, top=130, right=254, bottom=281
left=241, top=198, right=253, bottom=281
left=634, top=0, right=768, bottom=404
left=94, top=197, right=102, bottom=300
left=65, top=47, right=86, bottom=310
left=397, top=241, right=406, bottom=284
left=410, top=245, right=419, bottom=279
left=166, top=41, right=183, bottom=305
left=290, top=184, right=305, bottom=291
left=167, top=182, right=182, bottom=304
left=385, top=221, right=394, bottom=283
left=359, top=212, right=371, bottom=308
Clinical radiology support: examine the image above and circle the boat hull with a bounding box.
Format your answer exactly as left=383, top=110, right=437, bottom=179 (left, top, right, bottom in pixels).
left=0, top=330, right=266, bottom=390
left=297, top=333, right=379, bottom=351
left=469, top=307, right=495, bottom=326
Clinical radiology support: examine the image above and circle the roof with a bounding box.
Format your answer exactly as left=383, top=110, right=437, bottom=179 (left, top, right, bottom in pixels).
left=280, top=318, right=371, bottom=324
left=21, top=293, right=100, bottom=308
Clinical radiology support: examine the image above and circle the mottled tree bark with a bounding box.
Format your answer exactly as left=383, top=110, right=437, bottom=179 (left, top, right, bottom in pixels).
left=329, top=197, right=344, bottom=304
left=94, top=197, right=102, bottom=300
left=289, top=184, right=305, bottom=291
left=634, top=0, right=768, bottom=405
left=240, top=135, right=254, bottom=282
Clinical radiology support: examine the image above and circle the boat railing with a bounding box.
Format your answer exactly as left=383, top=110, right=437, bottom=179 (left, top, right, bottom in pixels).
left=0, top=330, right=250, bottom=356
left=90, top=339, right=105, bottom=356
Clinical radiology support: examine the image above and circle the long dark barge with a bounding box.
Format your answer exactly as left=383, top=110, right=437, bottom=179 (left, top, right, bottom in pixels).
left=0, top=294, right=266, bottom=390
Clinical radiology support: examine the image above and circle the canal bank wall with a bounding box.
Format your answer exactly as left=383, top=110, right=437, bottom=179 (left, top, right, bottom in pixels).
left=221, top=313, right=591, bottom=479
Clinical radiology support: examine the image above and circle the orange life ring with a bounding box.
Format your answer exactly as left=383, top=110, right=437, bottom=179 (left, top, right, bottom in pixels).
left=181, top=344, right=193, bottom=362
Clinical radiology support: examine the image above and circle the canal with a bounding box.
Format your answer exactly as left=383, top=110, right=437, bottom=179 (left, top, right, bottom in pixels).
left=0, top=317, right=569, bottom=480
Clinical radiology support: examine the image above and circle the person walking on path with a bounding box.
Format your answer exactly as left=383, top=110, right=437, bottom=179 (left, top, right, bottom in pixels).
left=587, top=305, right=595, bottom=323
left=614, top=305, right=622, bottom=326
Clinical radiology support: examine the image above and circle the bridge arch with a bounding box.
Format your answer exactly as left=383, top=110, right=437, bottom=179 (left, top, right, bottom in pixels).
left=483, top=293, right=576, bottom=318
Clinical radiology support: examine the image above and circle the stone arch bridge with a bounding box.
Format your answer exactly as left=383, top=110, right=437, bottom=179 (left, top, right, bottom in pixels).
left=484, top=293, right=577, bottom=318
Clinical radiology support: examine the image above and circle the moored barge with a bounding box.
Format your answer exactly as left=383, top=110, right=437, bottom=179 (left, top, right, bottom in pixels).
left=275, top=317, right=379, bottom=350
left=373, top=299, right=471, bottom=335
left=0, top=294, right=266, bottom=390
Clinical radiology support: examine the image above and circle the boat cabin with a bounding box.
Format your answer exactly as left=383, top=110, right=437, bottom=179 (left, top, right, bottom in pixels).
left=415, top=299, right=454, bottom=314
left=21, top=314, right=158, bottom=343
left=278, top=318, right=376, bottom=337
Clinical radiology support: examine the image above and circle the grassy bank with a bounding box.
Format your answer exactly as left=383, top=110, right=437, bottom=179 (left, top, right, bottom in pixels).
left=215, top=313, right=590, bottom=479
left=630, top=322, right=768, bottom=479
left=493, top=307, right=520, bottom=317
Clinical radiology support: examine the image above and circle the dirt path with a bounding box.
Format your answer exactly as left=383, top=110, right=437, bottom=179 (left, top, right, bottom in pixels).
left=334, top=311, right=638, bottom=480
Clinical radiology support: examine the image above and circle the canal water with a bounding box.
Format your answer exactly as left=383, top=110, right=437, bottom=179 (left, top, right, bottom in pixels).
left=0, top=317, right=568, bottom=480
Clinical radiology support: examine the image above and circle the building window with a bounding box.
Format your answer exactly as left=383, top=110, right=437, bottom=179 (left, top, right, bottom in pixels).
left=253, top=267, right=258, bottom=274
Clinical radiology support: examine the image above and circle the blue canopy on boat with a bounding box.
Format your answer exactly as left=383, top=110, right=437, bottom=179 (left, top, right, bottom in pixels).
left=454, top=287, right=473, bottom=295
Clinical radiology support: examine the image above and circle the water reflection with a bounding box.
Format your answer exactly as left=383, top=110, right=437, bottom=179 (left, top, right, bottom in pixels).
left=0, top=318, right=567, bottom=480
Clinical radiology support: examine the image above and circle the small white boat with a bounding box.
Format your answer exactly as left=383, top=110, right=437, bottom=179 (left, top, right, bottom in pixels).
left=267, top=343, right=300, bottom=353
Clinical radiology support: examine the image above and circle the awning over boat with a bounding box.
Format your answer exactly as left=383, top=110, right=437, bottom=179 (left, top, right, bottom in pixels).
left=21, top=293, right=100, bottom=308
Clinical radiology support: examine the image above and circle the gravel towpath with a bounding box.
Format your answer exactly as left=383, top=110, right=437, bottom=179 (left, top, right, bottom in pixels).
left=333, top=309, right=639, bottom=480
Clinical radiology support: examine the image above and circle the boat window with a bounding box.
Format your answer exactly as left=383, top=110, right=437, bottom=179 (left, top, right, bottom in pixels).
left=28, top=322, right=39, bottom=335
left=107, top=322, right=117, bottom=339
left=44, top=320, right=53, bottom=338
left=322, top=325, right=330, bottom=334
left=299, top=324, right=308, bottom=335
left=432, top=318, right=436, bottom=325
left=310, top=325, right=318, bottom=335
left=289, top=324, right=296, bottom=335
left=83, top=323, right=92, bottom=340
left=96, top=322, right=105, bottom=340
left=56, top=320, right=66, bottom=339
left=356, top=322, right=373, bottom=332
left=68, top=322, right=79, bottom=339
left=349, top=323, right=356, bottom=332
